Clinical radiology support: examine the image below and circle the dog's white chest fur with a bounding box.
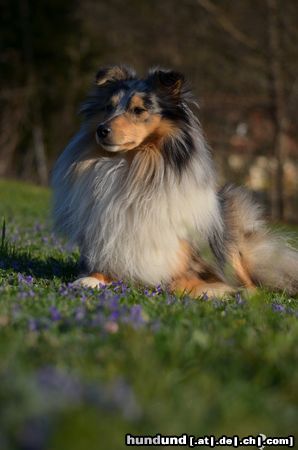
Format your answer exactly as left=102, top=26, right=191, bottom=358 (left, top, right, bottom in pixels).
left=53, top=132, right=221, bottom=286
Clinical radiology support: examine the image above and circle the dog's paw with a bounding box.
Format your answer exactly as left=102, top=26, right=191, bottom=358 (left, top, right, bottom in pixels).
left=72, top=276, right=108, bottom=289
left=195, top=282, right=236, bottom=298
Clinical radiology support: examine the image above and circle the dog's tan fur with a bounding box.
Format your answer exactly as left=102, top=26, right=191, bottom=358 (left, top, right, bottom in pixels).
left=53, top=66, right=298, bottom=298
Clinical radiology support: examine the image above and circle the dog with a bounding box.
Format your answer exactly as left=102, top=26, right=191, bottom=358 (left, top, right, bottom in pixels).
left=52, top=65, right=298, bottom=297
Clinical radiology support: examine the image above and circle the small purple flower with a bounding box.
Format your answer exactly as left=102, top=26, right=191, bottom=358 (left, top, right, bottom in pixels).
left=17, top=273, right=34, bottom=285
left=109, top=310, right=120, bottom=322
left=49, top=306, right=61, bottom=321
left=108, top=296, right=120, bottom=310
left=272, top=303, right=286, bottom=313
left=19, top=289, right=35, bottom=299
left=165, top=293, right=177, bottom=305
left=34, top=366, right=142, bottom=419
left=75, top=307, right=85, bottom=321
left=235, top=292, right=246, bottom=305
left=128, top=305, right=144, bottom=327
left=80, top=293, right=87, bottom=303
left=28, top=318, right=39, bottom=331
left=58, top=285, right=69, bottom=296
left=120, top=284, right=129, bottom=294
left=150, top=284, right=163, bottom=296
left=111, top=378, right=141, bottom=420
left=112, top=280, right=123, bottom=291
left=37, top=366, right=82, bottom=402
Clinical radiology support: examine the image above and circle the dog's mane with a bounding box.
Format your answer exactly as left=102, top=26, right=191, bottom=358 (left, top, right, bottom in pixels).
left=52, top=69, right=224, bottom=284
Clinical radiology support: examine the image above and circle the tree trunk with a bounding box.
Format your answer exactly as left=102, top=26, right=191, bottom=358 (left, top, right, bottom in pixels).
left=267, top=0, right=286, bottom=221
left=33, top=124, right=48, bottom=185
left=19, top=0, right=48, bottom=185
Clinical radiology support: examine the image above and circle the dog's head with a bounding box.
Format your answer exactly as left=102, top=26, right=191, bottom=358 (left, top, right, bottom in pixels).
left=81, top=65, right=190, bottom=153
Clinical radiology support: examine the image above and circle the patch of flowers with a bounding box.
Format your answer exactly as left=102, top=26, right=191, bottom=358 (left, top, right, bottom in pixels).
left=0, top=366, right=141, bottom=450
left=6, top=278, right=158, bottom=334
left=8, top=221, right=73, bottom=253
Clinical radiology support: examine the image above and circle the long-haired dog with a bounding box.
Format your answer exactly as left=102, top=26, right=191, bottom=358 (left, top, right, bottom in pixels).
left=52, top=65, right=298, bottom=297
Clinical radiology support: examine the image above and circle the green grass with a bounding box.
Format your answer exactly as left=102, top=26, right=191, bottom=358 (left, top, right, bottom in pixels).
left=0, top=179, right=297, bottom=450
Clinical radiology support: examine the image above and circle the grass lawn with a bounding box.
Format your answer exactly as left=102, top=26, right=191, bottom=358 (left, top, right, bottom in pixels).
left=0, top=179, right=297, bottom=450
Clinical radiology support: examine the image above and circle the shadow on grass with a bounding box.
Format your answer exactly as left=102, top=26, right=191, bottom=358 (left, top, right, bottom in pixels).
left=0, top=245, right=79, bottom=282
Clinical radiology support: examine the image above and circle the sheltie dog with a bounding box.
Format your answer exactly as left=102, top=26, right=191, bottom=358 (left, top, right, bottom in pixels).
left=52, top=65, right=298, bottom=297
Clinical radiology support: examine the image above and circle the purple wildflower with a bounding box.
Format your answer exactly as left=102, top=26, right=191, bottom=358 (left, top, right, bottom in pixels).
left=150, top=284, right=163, bottom=296
left=17, top=273, right=34, bottom=285
left=28, top=318, right=39, bottom=331
left=49, top=306, right=61, bottom=321
left=37, top=366, right=82, bottom=402
left=165, top=293, right=177, bottom=305
left=109, top=310, right=120, bottom=321
left=108, top=295, right=121, bottom=310
left=80, top=292, right=87, bottom=303
left=272, top=303, right=286, bottom=313
left=34, top=366, right=142, bottom=419
left=19, top=289, right=35, bottom=299
left=128, top=305, right=145, bottom=327
left=74, top=307, right=85, bottom=321
left=235, top=292, right=246, bottom=305
left=111, top=378, right=141, bottom=420
left=143, top=285, right=163, bottom=297
left=58, top=285, right=69, bottom=296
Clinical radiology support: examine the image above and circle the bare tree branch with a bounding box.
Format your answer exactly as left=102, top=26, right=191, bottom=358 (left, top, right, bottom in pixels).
left=196, top=0, right=258, bottom=50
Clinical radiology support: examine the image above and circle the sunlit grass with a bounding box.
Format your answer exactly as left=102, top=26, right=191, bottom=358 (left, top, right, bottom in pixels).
left=0, top=179, right=297, bottom=450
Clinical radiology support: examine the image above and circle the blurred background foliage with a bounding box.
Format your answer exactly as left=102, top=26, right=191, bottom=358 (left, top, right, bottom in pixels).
left=1, top=0, right=297, bottom=221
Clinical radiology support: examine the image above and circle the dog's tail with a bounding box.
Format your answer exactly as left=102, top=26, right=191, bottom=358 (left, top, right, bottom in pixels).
left=220, top=185, right=298, bottom=295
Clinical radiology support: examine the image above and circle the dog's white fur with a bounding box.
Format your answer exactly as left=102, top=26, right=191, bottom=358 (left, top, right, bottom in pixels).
left=52, top=124, right=223, bottom=286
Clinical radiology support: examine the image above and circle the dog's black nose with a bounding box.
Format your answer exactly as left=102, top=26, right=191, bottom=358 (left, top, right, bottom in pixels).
left=97, top=124, right=111, bottom=139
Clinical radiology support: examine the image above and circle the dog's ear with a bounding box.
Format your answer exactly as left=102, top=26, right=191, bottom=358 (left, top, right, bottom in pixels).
left=148, top=68, right=185, bottom=98
left=95, top=65, right=136, bottom=86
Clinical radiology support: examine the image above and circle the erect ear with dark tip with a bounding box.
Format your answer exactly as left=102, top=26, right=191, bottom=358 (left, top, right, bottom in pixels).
left=149, top=69, right=185, bottom=97
left=95, top=65, right=136, bottom=86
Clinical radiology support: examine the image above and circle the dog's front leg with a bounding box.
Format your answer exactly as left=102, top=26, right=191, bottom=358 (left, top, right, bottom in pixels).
left=73, top=272, right=112, bottom=288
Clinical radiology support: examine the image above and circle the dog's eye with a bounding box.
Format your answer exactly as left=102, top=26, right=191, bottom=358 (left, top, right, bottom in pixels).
left=132, top=107, right=146, bottom=115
